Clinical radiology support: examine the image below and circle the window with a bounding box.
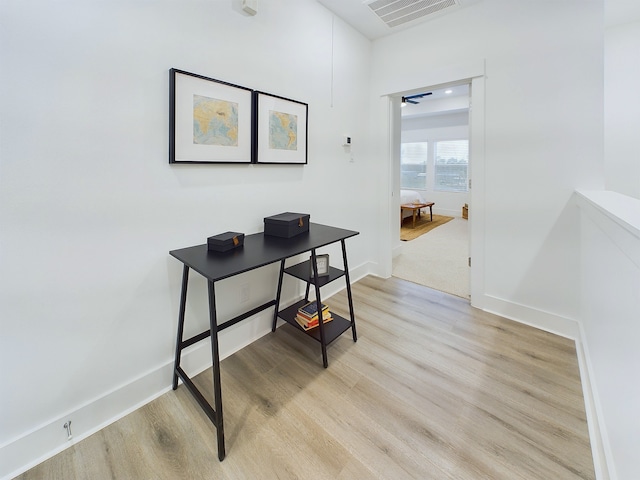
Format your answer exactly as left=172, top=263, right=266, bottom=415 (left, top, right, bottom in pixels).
left=435, top=140, right=468, bottom=192
left=401, top=142, right=428, bottom=190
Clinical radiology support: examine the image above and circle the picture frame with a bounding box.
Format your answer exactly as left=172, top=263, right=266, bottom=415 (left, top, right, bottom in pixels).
left=169, top=68, right=253, bottom=164
left=310, top=254, right=330, bottom=277
left=253, top=91, right=308, bottom=164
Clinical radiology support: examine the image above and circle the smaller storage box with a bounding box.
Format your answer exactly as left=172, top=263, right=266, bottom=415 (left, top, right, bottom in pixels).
left=264, top=212, right=310, bottom=238
left=207, top=232, right=244, bottom=252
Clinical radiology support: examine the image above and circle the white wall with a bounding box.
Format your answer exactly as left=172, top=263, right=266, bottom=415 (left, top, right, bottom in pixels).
left=401, top=111, right=470, bottom=217
left=0, top=1, right=376, bottom=476
left=605, top=20, right=640, bottom=199
left=577, top=191, right=640, bottom=480
left=371, top=0, right=604, bottom=325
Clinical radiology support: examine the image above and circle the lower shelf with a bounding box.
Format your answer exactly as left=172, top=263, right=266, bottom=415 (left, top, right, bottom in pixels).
left=278, top=300, right=352, bottom=344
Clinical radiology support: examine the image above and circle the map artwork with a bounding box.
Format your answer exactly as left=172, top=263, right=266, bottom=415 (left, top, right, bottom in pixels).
left=269, top=110, right=298, bottom=151
left=193, top=94, right=238, bottom=146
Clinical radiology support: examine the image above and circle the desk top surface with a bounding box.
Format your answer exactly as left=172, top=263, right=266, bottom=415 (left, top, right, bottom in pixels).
left=170, top=223, right=359, bottom=282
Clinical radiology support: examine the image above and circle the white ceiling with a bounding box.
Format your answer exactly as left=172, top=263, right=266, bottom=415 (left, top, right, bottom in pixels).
left=318, top=0, right=640, bottom=40
left=316, top=0, right=483, bottom=40
left=316, top=0, right=638, bottom=117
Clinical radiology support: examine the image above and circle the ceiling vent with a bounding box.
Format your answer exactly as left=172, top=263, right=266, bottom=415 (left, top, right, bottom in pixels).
left=365, top=0, right=459, bottom=29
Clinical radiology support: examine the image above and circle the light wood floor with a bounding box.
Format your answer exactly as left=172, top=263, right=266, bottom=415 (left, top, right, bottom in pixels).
left=16, top=276, right=595, bottom=479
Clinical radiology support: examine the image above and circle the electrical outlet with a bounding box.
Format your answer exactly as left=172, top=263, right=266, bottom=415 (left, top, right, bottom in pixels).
left=63, top=420, right=73, bottom=440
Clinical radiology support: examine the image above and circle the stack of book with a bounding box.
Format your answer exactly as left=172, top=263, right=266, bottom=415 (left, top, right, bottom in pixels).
left=295, top=301, right=333, bottom=331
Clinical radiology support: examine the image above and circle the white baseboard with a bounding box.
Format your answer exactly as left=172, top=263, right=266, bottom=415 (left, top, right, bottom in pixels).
left=1, top=362, right=174, bottom=480
left=1, top=320, right=273, bottom=480
left=575, top=324, right=616, bottom=480
left=0, top=262, right=372, bottom=480
left=0, top=304, right=284, bottom=480
left=479, top=293, right=581, bottom=339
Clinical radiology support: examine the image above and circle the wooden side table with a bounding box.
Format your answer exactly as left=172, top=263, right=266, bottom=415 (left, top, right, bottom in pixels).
left=401, top=202, right=434, bottom=228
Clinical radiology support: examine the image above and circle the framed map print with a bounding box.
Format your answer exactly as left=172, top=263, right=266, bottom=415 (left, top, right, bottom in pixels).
left=169, top=68, right=253, bottom=164
left=253, top=91, right=308, bottom=164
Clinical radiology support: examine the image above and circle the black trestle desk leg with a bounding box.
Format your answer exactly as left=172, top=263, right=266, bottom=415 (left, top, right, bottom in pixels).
left=272, top=259, right=286, bottom=332
left=304, top=280, right=311, bottom=302
left=341, top=239, right=358, bottom=342
left=173, top=265, right=190, bottom=390
left=208, top=280, right=226, bottom=461
left=311, top=249, right=329, bottom=368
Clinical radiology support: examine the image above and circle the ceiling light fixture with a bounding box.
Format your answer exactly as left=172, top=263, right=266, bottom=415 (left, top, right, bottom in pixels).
left=445, top=89, right=453, bottom=94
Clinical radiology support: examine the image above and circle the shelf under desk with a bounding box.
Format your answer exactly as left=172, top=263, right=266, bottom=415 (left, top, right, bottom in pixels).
left=169, top=223, right=359, bottom=461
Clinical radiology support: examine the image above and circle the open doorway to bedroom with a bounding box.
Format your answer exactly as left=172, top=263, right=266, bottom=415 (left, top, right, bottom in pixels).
left=393, top=82, right=471, bottom=299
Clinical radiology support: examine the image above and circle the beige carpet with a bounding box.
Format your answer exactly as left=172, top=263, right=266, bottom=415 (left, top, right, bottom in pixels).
left=393, top=217, right=469, bottom=299
left=400, top=214, right=454, bottom=241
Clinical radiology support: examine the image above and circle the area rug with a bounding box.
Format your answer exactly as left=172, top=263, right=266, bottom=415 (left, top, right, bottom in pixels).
left=401, top=214, right=454, bottom=241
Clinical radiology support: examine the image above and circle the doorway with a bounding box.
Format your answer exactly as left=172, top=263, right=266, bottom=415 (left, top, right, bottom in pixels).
left=393, top=82, right=471, bottom=299
left=379, top=71, right=486, bottom=307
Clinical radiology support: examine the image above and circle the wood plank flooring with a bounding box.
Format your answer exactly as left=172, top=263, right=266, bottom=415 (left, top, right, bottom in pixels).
left=16, top=276, right=595, bottom=479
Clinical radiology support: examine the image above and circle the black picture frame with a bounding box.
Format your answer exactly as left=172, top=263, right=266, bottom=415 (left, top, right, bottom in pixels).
left=253, top=91, right=308, bottom=164
left=169, top=68, right=253, bottom=164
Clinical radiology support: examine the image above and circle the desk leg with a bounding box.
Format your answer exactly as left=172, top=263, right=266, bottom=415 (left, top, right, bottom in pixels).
left=272, top=259, right=286, bottom=332
left=310, top=249, right=329, bottom=368
left=341, top=240, right=358, bottom=342
left=173, top=265, right=190, bottom=390
left=207, top=281, right=226, bottom=461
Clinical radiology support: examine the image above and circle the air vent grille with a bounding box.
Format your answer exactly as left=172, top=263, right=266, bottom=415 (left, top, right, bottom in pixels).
left=366, top=0, right=459, bottom=28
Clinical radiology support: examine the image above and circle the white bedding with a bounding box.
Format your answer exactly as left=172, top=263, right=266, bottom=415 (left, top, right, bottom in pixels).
left=400, top=189, right=426, bottom=205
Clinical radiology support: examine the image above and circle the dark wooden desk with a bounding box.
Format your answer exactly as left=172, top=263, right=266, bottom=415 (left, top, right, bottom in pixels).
left=169, top=223, right=359, bottom=461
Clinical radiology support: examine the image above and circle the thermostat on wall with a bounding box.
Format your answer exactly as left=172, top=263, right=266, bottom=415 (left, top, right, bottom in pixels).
left=343, top=136, right=352, bottom=146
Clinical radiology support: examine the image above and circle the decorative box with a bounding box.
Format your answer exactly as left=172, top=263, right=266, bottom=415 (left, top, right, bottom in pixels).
left=207, top=232, right=244, bottom=252
left=264, top=212, right=310, bottom=238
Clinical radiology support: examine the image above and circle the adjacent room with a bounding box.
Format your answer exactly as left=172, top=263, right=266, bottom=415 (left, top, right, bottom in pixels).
left=1, top=0, right=639, bottom=479
left=394, top=84, right=471, bottom=299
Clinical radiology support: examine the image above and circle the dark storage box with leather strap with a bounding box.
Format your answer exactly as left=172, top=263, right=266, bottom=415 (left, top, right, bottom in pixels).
left=263, top=212, right=310, bottom=238
left=207, top=232, right=245, bottom=252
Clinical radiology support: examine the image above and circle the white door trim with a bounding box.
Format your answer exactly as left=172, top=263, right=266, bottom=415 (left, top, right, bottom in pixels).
left=377, top=60, right=486, bottom=307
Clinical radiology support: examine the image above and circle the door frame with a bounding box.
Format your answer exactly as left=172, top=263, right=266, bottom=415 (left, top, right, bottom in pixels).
left=377, top=62, right=486, bottom=308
